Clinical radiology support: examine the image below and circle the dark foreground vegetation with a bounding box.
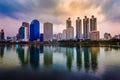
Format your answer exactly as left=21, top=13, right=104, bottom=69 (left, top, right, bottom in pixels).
left=0, top=38, right=120, bottom=47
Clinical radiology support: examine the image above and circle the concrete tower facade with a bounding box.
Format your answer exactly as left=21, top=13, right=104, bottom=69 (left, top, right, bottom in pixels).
left=76, top=17, right=82, bottom=39
left=83, top=16, right=89, bottom=39
left=44, top=22, right=53, bottom=41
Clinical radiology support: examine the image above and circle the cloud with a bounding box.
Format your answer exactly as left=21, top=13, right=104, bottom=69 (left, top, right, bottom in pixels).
left=99, top=0, right=120, bottom=22
left=0, top=0, right=120, bottom=24
left=0, top=0, right=31, bottom=18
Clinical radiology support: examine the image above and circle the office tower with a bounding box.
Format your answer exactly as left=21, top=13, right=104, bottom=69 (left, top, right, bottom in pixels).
left=30, top=19, right=40, bottom=41
left=90, top=15, right=97, bottom=31
left=89, top=31, right=100, bottom=41
left=53, top=34, right=58, bottom=41
left=83, top=16, right=89, bottom=39
left=22, top=22, right=29, bottom=41
left=66, top=27, right=74, bottom=40
left=19, top=26, right=25, bottom=41
left=89, top=15, right=100, bottom=40
left=43, top=22, right=53, bottom=41
left=62, top=29, right=67, bottom=40
left=76, top=17, right=82, bottom=39
left=39, top=33, right=43, bottom=42
left=0, top=29, right=5, bottom=41
left=57, top=33, right=62, bottom=41
left=66, top=17, right=72, bottom=28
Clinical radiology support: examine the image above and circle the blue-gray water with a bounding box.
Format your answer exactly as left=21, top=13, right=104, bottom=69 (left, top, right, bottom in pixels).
left=0, top=45, right=120, bottom=80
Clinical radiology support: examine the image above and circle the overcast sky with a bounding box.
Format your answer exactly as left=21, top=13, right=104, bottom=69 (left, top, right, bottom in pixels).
left=0, top=0, right=120, bottom=38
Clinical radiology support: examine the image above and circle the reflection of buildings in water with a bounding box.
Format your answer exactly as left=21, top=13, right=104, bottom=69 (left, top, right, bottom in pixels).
left=0, top=45, right=5, bottom=63
left=90, top=47, right=100, bottom=71
left=104, top=47, right=112, bottom=51
left=12, top=45, right=16, bottom=51
left=76, top=47, right=82, bottom=70
left=60, top=47, right=67, bottom=54
left=17, top=46, right=29, bottom=66
left=6, top=44, right=12, bottom=51
left=83, top=47, right=90, bottom=72
left=43, top=46, right=53, bottom=68
left=39, top=45, right=43, bottom=53
left=66, top=47, right=74, bottom=71
left=30, top=46, right=40, bottom=68
left=53, top=46, right=61, bottom=53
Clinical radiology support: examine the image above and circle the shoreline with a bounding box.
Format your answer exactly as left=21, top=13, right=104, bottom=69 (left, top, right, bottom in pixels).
left=0, top=41, right=120, bottom=48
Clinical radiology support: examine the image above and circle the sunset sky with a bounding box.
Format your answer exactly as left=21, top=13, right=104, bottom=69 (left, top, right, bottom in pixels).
left=0, top=0, right=120, bottom=38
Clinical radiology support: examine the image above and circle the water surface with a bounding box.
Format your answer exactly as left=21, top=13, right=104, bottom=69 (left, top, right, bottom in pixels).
left=0, top=45, right=120, bottom=80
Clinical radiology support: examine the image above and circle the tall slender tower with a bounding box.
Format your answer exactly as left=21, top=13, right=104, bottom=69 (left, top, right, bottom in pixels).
left=83, top=16, right=89, bottom=39
left=66, top=17, right=72, bottom=28
left=90, top=15, right=97, bottom=31
left=89, top=15, right=100, bottom=40
left=76, top=17, right=82, bottom=39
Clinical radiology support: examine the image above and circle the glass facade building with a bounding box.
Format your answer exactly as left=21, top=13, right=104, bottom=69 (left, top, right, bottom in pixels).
left=39, top=33, right=43, bottom=42
left=30, top=19, right=40, bottom=41
left=19, top=26, right=25, bottom=40
left=0, top=29, right=5, bottom=40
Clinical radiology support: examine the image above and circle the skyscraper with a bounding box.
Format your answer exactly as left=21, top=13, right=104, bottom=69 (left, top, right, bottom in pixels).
left=0, top=29, right=5, bottom=41
left=66, top=17, right=72, bottom=28
left=22, top=22, right=29, bottom=41
left=30, top=19, right=40, bottom=41
left=44, top=22, right=53, bottom=41
left=57, top=33, right=62, bottom=41
left=90, top=15, right=97, bottom=31
left=76, top=17, right=82, bottom=39
left=89, top=15, right=100, bottom=40
left=66, top=27, right=74, bottom=40
left=39, top=33, right=43, bottom=42
left=19, top=26, right=25, bottom=41
left=83, top=16, right=89, bottom=39
left=62, top=29, right=67, bottom=40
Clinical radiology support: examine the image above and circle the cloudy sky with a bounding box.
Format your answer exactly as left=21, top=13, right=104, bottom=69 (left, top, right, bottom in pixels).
left=0, top=0, right=120, bottom=38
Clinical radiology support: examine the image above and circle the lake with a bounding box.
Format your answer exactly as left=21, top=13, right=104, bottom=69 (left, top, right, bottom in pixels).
left=0, top=45, right=120, bottom=80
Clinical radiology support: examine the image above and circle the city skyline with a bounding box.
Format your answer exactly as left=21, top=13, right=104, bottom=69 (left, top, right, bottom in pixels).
left=0, top=0, right=120, bottom=38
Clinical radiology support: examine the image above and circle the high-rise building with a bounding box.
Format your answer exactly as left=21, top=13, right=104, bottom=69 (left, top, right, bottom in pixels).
left=39, top=33, right=43, bottom=42
left=76, top=17, right=82, bottom=39
left=22, top=22, right=29, bottom=41
left=66, top=27, right=74, bottom=40
left=83, top=16, right=89, bottom=39
left=90, top=15, right=97, bottom=31
left=89, top=31, right=100, bottom=41
left=62, top=29, right=67, bottom=40
left=44, top=22, right=53, bottom=41
left=66, top=17, right=72, bottom=28
left=0, top=29, right=5, bottom=41
left=30, top=19, right=40, bottom=41
left=89, top=15, right=100, bottom=40
left=19, top=26, right=25, bottom=41
left=57, top=33, right=62, bottom=41
left=53, top=34, right=58, bottom=41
